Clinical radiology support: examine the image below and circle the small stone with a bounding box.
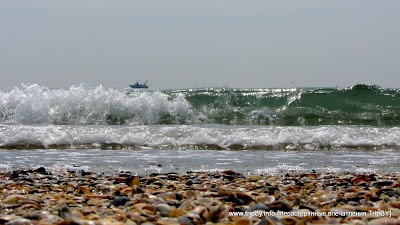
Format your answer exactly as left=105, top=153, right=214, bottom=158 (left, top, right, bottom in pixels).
left=246, top=203, right=268, bottom=212
left=59, top=205, right=72, bottom=220
left=248, top=175, right=262, bottom=182
left=178, top=216, right=193, bottom=225
left=268, top=201, right=292, bottom=212
left=372, top=181, right=395, bottom=187
left=126, top=176, right=141, bottom=186
left=222, top=170, right=236, bottom=175
left=34, top=167, right=47, bottom=174
left=111, top=197, right=130, bottom=207
left=156, top=204, right=172, bottom=217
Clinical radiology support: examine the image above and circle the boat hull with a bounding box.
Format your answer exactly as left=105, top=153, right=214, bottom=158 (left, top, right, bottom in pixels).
left=129, top=85, right=148, bottom=88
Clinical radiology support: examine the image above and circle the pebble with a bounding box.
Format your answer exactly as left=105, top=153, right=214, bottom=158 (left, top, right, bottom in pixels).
left=0, top=169, right=399, bottom=224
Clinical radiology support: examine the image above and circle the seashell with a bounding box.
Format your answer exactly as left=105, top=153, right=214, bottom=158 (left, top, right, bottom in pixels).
left=300, top=173, right=318, bottom=179
left=360, top=199, right=373, bottom=206
left=340, top=204, right=356, bottom=211
left=246, top=203, right=268, bottom=212
left=66, top=210, right=83, bottom=221
left=322, top=180, right=338, bottom=186
left=124, top=218, right=138, bottom=225
left=280, top=216, right=305, bottom=225
left=134, top=203, right=157, bottom=217
left=86, top=194, right=112, bottom=199
left=83, top=213, right=101, bottom=220
left=3, top=194, right=26, bottom=204
left=256, top=195, right=276, bottom=204
left=59, top=199, right=78, bottom=205
left=194, top=197, right=213, bottom=205
left=191, top=206, right=208, bottom=223
left=259, top=216, right=284, bottom=225
left=167, top=173, right=180, bottom=180
left=371, top=180, right=395, bottom=188
left=372, top=201, right=389, bottom=211
left=367, top=217, right=400, bottom=225
left=168, top=208, right=186, bottom=218
left=125, top=200, right=140, bottom=208
left=389, top=201, right=400, bottom=208
left=193, top=184, right=210, bottom=191
left=4, top=218, right=32, bottom=225
left=344, top=192, right=359, bottom=201
left=184, top=190, right=198, bottom=199
left=151, top=180, right=164, bottom=188
left=0, top=215, right=17, bottom=223
left=235, top=192, right=255, bottom=205
left=178, top=216, right=194, bottom=225
left=114, top=176, right=126, bottom=183
left=1, top=170, right=400, bottom=225
left=345, top=219, right=367, bottom=225
left=75, top=185, right=90, bottom=194
left=141, top=222, right=157, bottom=225
left=120, top=187, right=134, bottom=196
left=156, top=203, right=172, bottom=217
left=248, top=175, right=262, bottom=182
left=320, top=199, right=336, bottom=207
left=166, top=182, right=179, bottom=189
left=351, top=174, right=370, bottom=183
left=235, top=217, right=252, bottom=225
left=262, top=186, right=280, bottom=194
left=268, top=201, right=292, bottom=212
left=299, top=205, right=317, bottom=212
left=133, top=193, right=144, bottom=200
left=70, top=196, right=86, bottom=204
left=24, top=211, right=64, bottom=224
left=356, top=205, right=377, bottom=212
left=303, top=183, right=316, bottom=190
left=87, top=198, right=105, bottom=207
left=157, top=218, right=181, bottom=225
left=217, top=188, right=234, bottom=197
left=389, top=208, right=400, bottom=217
left=36, top=188, right=51, bottom=193
left=22, top=199, right=41, bottom=208
left=222, top=170, right=237, bottom=175
left=163, top=192, right=182, bottom=201
left=208, top=205, right=227, bottom=223
left=347, top=200, right=359, bottom=206
left=246, top=191, right=264, bottom=198
left=20, top=203, right=40, bottom=210
left=178, top=200, right=194, bottom=211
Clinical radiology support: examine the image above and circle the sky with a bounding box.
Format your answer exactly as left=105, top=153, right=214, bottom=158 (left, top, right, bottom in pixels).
left=1, top=1, right=400, bottom=90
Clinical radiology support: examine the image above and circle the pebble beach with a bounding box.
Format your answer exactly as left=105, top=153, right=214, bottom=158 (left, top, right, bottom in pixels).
left=1, top=168, right=399, bottom=225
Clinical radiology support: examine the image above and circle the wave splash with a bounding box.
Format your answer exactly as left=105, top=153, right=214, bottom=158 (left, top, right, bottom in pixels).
left=0, top=83, right=193, bottom=125
left=1, top=83, right=400, bottom=126
left=1, top=124, right=400, bottom=150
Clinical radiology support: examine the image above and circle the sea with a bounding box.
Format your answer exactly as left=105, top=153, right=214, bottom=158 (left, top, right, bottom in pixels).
left=1, top=83, right=399, bottom=176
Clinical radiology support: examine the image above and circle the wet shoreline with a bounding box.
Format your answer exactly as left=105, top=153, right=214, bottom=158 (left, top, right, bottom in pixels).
left=1, top=168, right=399, bottom=224
left=2, top=149, right=400, bottom=176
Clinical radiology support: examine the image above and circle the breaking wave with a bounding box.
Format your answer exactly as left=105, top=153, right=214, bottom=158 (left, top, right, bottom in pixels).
left=1, top=83, right=400, bottom=126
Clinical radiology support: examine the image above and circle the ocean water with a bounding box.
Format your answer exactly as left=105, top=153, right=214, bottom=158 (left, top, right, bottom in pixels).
left=1, top=83, right=399, bottom=175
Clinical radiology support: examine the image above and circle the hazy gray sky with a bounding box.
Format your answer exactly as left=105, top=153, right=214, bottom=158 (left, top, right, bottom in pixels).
left=1, top=1, right=399, bottom=90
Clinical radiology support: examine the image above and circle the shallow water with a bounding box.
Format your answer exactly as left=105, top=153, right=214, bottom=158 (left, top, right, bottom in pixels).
left=1, top=148, right=399, bottom=176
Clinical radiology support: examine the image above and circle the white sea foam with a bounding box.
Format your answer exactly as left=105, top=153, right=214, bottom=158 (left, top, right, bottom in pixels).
left=1, top=124, right=400, bottom=150
left=0, top=83, right=193, bottom=125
